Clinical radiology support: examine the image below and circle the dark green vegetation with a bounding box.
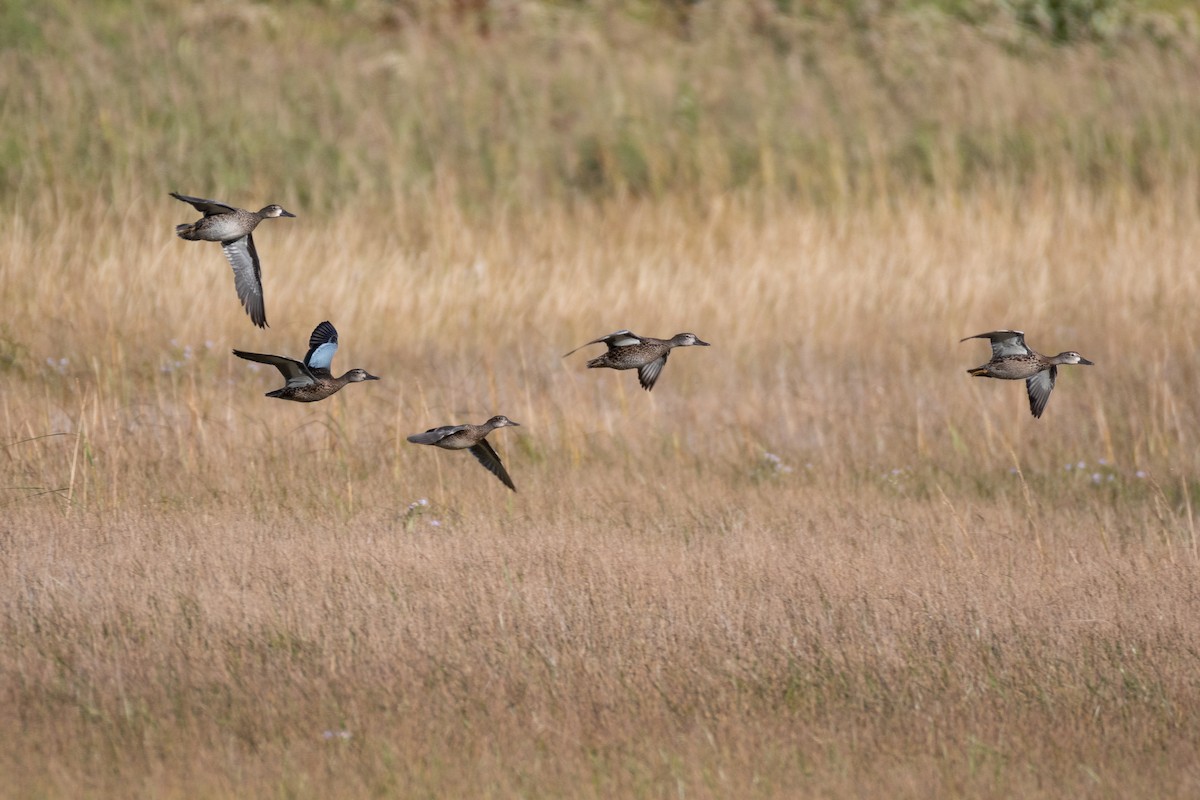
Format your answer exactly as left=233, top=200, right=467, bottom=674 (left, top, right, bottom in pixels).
left=2, top=0, right=1199, bottom=216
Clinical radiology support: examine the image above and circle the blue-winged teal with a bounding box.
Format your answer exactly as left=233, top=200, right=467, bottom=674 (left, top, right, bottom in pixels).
left=962, top=330, right=1094, bottom=418
left=171, top=192, right=296, bottom=328
left=563, top=330, right=710, bottom=391
left=233, top=320, right=379, bottom=402
left=407, top=416, right=521, bottom=491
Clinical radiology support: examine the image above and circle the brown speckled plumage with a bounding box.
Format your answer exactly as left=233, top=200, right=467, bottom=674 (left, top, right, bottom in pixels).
left=233, top=320, right=379, bottom=403
left=962, top=330, right=1093, bottom=418
left=563, top=330, right=710, bottom=391
left=171, top=192, right=295, bottom=328
left=407, top=416, right=521, bottom=491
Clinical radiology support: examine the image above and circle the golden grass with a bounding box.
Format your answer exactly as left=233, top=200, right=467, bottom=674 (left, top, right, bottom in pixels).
left=5, top=1, right=1200, bottom=797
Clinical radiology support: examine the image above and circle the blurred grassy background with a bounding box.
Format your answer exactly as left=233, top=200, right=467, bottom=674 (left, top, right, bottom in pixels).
left=4, top=1, right=1200, bottom=797
left=4, top=0, right=1200, bottom=214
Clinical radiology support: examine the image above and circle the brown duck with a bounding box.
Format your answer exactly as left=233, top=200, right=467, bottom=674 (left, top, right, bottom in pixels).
left=171, top=192, right=295, bottom=328
left=962, top=329, right=1093, bottom=418
left=563, top=330, right=710, bottom=391
left=407, top=416, right=521, bottom=491
left=233, top=321, right=379, bottom=402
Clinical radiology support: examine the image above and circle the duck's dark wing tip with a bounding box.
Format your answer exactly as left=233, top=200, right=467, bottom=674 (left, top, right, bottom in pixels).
left=637, top=355, right=667, bottom=391
left=1025, top=366, right=1056, bottom=419
left=244, top=295, right=268, bottom=328
left=309, top=321, right=338, bottom=347
left=171, top=192, right=235, bottom=215
left=470, top=440, right=516, bottom=491
left=229, top=347, right=267, bottom=364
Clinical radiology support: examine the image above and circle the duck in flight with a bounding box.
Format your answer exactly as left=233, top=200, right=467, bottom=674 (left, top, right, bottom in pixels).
left=563, top=330, right=710, bottom=391
left=170, top=192, right=295, bottom=328
left=407, top=416, right=521, bottom=491
left=232, top=320, right=379, bottom=402
left=961, top=329, right=1093, bottom=418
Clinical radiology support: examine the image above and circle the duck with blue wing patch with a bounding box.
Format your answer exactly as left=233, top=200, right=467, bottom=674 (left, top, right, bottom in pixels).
left=233, top=320, right=379, bottom=402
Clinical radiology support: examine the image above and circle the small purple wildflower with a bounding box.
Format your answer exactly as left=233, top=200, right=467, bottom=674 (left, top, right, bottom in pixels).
left=755, top=452, right=794, bottom=479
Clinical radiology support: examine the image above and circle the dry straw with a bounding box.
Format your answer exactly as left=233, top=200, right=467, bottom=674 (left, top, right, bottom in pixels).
left=4, top=2, right=1200, bottom=797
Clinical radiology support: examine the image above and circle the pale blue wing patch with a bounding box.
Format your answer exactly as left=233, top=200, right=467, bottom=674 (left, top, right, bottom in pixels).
left=306, top=342, right=338, bottom=371
left=303, top=322, right=339, bottom=370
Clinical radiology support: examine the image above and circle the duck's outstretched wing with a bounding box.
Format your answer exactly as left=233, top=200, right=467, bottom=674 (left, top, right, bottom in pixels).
left=469, top=440, right=516, bottom=491
left=220, top=234, right=267, bottom=328
left=637, top=353, right=669, bottom=391
left=304, top=321, right=339, bottom=372
left=232, top=350, right=315, bottom=388
left=961, top=330, right=1030, bottom=359
left=562, top=330, right=642, bottom=358
left=170, top=192, right=237, bottom=216
left=1026, top=366, right=1056, bottom=418
left=406, top=425, right=468, bottom=446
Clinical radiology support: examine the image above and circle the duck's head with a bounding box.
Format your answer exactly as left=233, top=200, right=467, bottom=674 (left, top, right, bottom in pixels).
left=672, top=333, right=710, bottom=347
left=344, top=369, right=380, bottom=382
left=260, top=204, right=296, bottom=219
left=1056, top=351, right=1094, bottom=366
left=487, top=415, right=521, bottom=429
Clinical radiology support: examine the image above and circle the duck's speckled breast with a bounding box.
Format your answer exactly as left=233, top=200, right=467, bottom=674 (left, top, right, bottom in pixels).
left=986, top=356, right=1046, bottom=380
left=195, top=211, right=260, bottom=241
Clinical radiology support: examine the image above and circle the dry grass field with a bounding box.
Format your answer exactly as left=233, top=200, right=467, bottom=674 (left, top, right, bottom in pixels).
left=4, top=1, right=1200, bottom=797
